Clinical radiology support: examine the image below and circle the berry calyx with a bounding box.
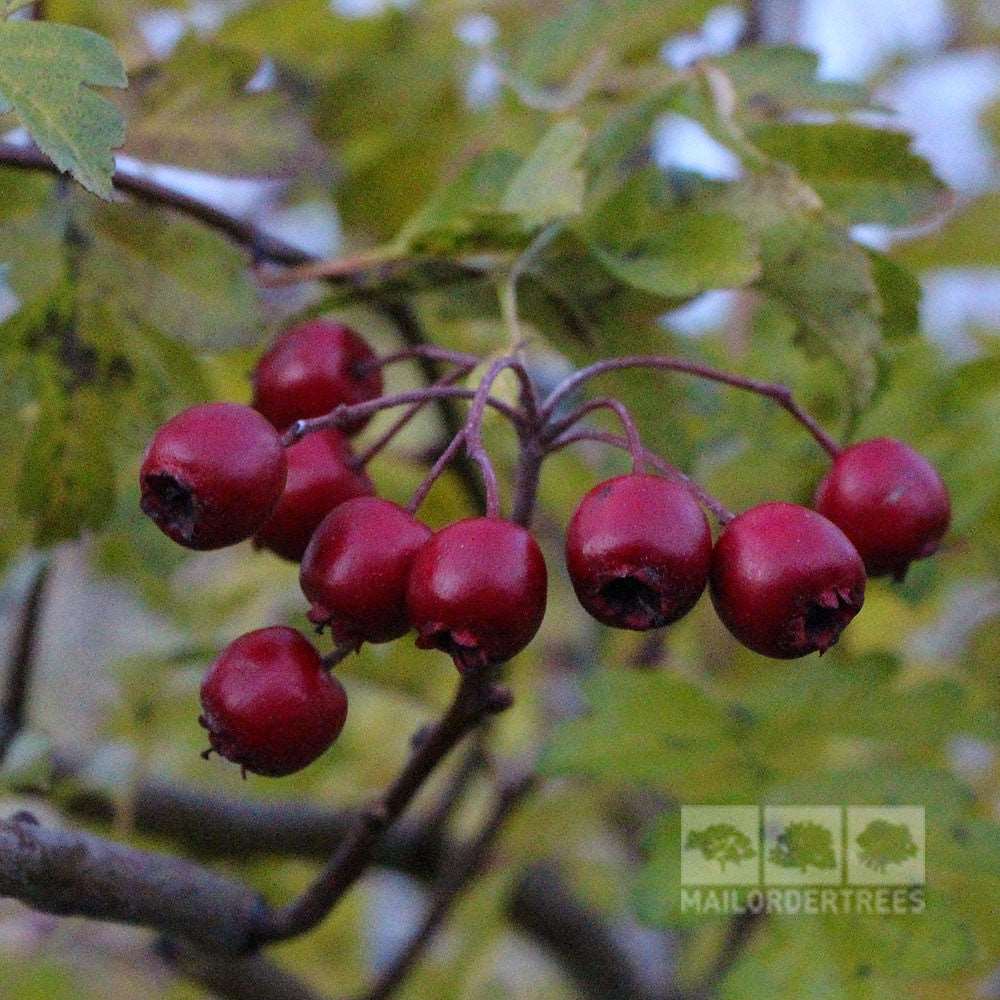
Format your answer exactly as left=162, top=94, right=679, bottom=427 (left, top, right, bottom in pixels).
left=814, top=437, right=950, bottom=580
left=251, top=320, right=383, bottom=434
left=709, top=501, right=866, bottom=659
left=199, top=627, right=348, bottom=777
left=254, top=429, right=373, bottom=562
left=565, top=474, right=712, bottom=630
left=140, top=402, right=287, bottom=550
left=406, top=517, right=548, bottom=672
left=301, top=497, right=432, bottom=647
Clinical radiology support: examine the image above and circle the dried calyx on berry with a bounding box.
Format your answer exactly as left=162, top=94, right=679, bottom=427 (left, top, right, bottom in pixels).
left=140, top=402, right=287, bottom=550
left=199, top=627, right=348, bottom=777
left=406, top=517, right=548, bottom=672
left=252, top=319, right=383, bottom=434
left=709, top=501, right=866, bottom=659
left=815, top=437, right=951, bottom=581
left=566, top=474, right=712, bottom=631
left=301, top=496, right=432, bottom=647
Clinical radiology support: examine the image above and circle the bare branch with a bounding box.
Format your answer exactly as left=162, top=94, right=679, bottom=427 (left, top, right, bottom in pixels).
left=358, top=772, right=535, bottom=1000
left=0, top=813, right=266, bottom=953
left=37, top=751, right=657, bottom=1000
left=158, top=937, right=330, bottom=1000
left=509, top=862, right=659, bottom=1000
left=253, top=669, right=514, bottom=944
left=1, top=558, right=50, bottom=759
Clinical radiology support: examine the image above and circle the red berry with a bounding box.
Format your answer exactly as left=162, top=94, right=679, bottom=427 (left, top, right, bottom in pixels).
left=251, top=320, right=383, bottom=433
left=565, top=474, right=712, bottom=630
left=254, top=430, right=374, bottom=562
left=709, top=502, right=866, bottom=659
left=140, top=402, right=287, bottom=550
left=301, top=497, right=432, bottom=646
left=406, top=517, right=547, bottom=671
left=199, top=627, right=347, bottom=777
left=815, top=437, right=950, bottom=580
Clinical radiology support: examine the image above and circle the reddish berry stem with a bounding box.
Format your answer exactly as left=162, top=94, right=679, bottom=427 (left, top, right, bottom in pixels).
left=355, top=366, right=476, bottom=468
left=366, top=345, right=481, bottom=371
left=543, top=397, right=646, bottom=473
left=541, top=355, right=842, bottom=458
left=407, top=429, right=469, bottom=514
left=545, top=427, right=735, bottom=525
left=282, top=385, right=524, bottom=447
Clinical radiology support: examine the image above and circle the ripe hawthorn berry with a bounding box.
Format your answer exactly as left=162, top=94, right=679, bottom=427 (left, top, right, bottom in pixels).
left=254, top=429, right=373, bottom=562
left=709, top=501, right=866, bottom=659
left=252, top=320, right=383, bottom=434
left=406, top=517, right=548, bottom=672
left=815, top=437, right=950, bottom=580
left=199, top=626, right=347, bottom=777
left=140, top=402, right=286, bottom=550
left=301, top=496, right=432, bottom=647
left=565, top=474, right=712, bottom=630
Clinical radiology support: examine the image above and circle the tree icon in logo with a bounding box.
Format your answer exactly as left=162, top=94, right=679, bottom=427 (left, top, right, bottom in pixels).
left=855, top=819, right=919, bottom=873
left=684, top=823, right=757, bottom=871
left=768, top=820, right=837, bottom=873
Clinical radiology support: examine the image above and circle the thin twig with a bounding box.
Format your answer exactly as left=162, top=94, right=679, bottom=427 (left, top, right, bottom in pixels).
left=541, top=355, right=841, bottom=458
left=689, top=910, right=765, bottom=1000
left=547, top=427, right=735, bottom=524
left=357, top=366, right=474, bottom=468
left=283, top=386, right=524, bottom=446
left=462, top=357, right=525, bottom=518
left=373, top=302, right=485, bottom=511
left=370, top=346, right=480, bottom=370
left=0, top=558, right=50, bottom=759
left=252, top=669, right=514, bottom=944
left=357, top=771, right=535, bottom=1000
left=419, top=730, right=489, bottom=844
left=544, top=397, right=646, bottom=472
left=407, top=428, right=468, bottom=514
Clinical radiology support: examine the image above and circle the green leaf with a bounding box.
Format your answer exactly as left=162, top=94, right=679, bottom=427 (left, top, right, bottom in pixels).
left=17, top=377, right=117, bottom=546
left=761, top=217, right=882, bottom=404
left=0, top=20, right=126, bottom=198
left=709, top=46, right=872, bottom=116
left=576, top=167, right=759, bottom=298
left=82, top=203, right=261, bottom=349
left=540, top=669, right=758, bottom=799
left=501, top=120, right=588, bottom=228
left=588, top=209, right=759, bottom=298
left=125, top=39, right=315, bottom=176
left=513, top=0, right=714, bottom=91
left=895, top=193, right=1000, bottom=269
left=868, top=251, right=921, bottom=341
left=394, top=149, right=524, bottom=254
left=749, top=123, right=945, bottom=227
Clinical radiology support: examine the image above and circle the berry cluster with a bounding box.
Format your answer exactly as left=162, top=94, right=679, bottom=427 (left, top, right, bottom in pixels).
left=140, top=323, right=951, bottom=777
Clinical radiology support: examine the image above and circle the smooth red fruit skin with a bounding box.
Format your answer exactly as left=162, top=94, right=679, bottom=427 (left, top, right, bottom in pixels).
left=815, top=437, right=950, bottom=580
left=406, top=517, right=548, bottom=672
left=254, top=430, right=373, bottom=562
left=301, top=497, right=432, bottom=647
left=199, top=627, right=347, bottom=777
left=709, top=502, right=866, bottom=660
left=251, top=320, right=383, bottom=434
left=140, top=402, right=287, bottom=550
left=565, top=474, right=712, bottom=631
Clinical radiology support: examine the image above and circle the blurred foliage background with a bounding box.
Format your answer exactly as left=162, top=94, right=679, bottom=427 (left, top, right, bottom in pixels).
left=1, top=1, right=1000, bottom=998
